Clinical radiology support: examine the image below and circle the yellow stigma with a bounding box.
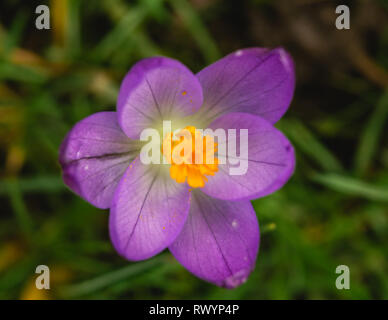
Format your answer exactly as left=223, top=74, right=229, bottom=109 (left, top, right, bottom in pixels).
left=162, top=126, right=218, bottom=188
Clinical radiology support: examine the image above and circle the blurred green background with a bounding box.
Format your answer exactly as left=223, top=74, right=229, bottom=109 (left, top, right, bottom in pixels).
left=0, top=0, right=387, bottom=299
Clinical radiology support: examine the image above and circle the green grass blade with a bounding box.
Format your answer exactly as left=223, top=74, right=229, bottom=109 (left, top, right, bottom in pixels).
left=5, top=179, right=34, bottom=238
left=0, top=176, right=64, bottom=195
left=169, top=0, right=221, bottom=63
left=92, top=7, right=147, bottom=62
left=312, top=173, right=388, bottom=202
left=59, top=255, right=166, bottom=298
left=66, top=0, right=82, bottom=59
left=279, top=119, right=343, bottom=172
left=354, top=91, right=388, bottom=176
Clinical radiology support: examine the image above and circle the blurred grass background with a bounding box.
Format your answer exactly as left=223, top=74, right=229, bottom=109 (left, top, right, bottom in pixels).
left=0, top=0, right=387, bottom=299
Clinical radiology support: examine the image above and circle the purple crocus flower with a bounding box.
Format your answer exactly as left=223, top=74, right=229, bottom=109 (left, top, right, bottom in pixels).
left=59, top=47, right=295, bottom=288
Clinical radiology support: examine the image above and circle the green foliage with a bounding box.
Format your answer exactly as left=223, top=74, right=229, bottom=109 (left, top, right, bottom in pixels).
left=0, top=0, right=387, bottom=300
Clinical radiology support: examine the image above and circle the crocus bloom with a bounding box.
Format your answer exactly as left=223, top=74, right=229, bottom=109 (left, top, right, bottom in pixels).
left=59, top=48, right=295, bottom=288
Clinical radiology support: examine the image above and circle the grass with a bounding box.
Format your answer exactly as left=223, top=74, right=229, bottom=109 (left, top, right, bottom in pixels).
left=0, top=0, right=387, bottom=299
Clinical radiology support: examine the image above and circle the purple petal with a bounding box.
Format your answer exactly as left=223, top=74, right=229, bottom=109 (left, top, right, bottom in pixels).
left=169, top=191, right=259, bottom=288
left=202, top=112, right=295, bottom=201
left=196, top=47, right=295, bottom=124
left=109, top=159, right=191, bottom=261
left=117, top=57, right=203, bottom=139
left=59, top=112, right=139, bottom=209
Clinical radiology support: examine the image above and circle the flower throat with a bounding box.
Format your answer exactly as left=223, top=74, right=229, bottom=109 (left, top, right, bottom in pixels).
left=162, top=126, right=218, bottom=188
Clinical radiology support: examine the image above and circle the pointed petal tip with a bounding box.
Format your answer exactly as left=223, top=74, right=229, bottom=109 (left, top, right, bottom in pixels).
left=221, top=268, right=252, bottom=289
left=274, top=47, right=295, bottom=74
left=169, top=193, right=259, bottom=288
left=196, top=46, right=295, bottom=124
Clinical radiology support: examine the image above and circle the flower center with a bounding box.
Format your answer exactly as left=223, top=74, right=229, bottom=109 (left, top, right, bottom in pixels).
left=162, top=126, right=218, bottom=188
